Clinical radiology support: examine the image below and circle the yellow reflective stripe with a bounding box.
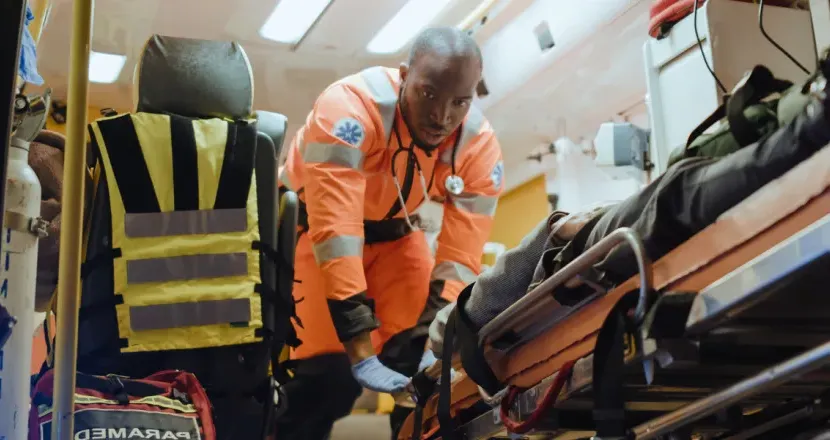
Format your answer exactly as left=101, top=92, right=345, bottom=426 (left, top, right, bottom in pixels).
left=450, top=194, right=498, bottom=216
left=313, top=235, right=364, bottom=264
left=303, top=143, right=364, bottom=169
left=432, top=261, right=478, bottom=284
left=129, top=298, right=252, bottom=331
left=38, top=393, right=198, bottom=417
left=126, top=253, right=248, bottom=284
left=360, top=66, right=398, bottom=142
left=440, top=106, right=485, bottom=165
left=124, top=208, right=247, bottom=238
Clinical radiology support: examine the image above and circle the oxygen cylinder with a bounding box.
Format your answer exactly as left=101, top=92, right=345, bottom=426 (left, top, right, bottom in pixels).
left=0, top=135, right=45, bottom=440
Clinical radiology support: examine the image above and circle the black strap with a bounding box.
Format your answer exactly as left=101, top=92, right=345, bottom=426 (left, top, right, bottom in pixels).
left=438, top=310, right=458, bottom=440
left=214, top=121, right=257, bottom=210
left=685, top=103, right=727, bottom=149
left=80, top=247, right=122, bottom=279
left=591, top=305, right=628, bottom=438
left=169, top=114, right=199, bottom=211
left=453, top=287, right=503, bottom=396
left=409, top=370, right=438, bottom=440
left=94, top=116, right=160, bottom=213
left=686, top=65, right=793, bottom=151
left=726, top=65, right=793, bottom=147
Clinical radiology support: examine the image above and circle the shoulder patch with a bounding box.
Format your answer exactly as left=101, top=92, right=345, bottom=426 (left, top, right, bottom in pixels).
left=491, top=161, right=504, bottom=189
left=333, top=117, right=366, bottom=147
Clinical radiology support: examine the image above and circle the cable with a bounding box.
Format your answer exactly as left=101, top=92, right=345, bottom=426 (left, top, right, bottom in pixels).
left=499, top=359, right=576, bottom=434
left=758, top=0, right=811, bottom=75
left=694, top=0, right=728, bottom=94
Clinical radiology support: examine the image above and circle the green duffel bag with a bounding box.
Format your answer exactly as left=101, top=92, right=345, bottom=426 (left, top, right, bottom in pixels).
left=667, top=64, right=816, bottom=167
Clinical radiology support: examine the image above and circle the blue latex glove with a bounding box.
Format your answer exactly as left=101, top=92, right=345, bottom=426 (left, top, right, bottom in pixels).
left=18, top=5, right=44, bottom=86
left=351, top=355, right=410, bottom=394
left=418, top=350, right=439, bottom=371
left=417, top=350, right=458, bottom=383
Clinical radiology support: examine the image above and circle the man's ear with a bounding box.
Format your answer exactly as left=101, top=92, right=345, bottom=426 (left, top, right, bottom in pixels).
left=399, top=62, right=409, bottom=81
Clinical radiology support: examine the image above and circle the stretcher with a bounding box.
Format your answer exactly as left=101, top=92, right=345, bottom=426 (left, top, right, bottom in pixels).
left=400, top=144, right=830, bottom=439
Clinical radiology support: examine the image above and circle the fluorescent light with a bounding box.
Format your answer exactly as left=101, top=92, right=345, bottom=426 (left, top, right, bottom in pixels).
left=89, top=51, right=127, bottom=84
left=366, top=0, right=452, bottom=55
left=260, top=0, right=333, bottom=44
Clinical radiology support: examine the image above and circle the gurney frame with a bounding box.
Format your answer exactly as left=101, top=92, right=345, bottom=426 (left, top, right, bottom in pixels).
left=458, top=214, right=830, bottom=440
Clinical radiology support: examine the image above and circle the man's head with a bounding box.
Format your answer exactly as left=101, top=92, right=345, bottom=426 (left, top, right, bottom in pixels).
left=400, top=27, right=483, bottom=148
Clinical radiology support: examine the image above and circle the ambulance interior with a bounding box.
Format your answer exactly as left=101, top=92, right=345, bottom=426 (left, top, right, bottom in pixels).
left=3, top=0, right=830, bottom=439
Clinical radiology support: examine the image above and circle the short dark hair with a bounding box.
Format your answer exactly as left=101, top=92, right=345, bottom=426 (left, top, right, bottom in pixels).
left=407, top=27, right=483, bottom=71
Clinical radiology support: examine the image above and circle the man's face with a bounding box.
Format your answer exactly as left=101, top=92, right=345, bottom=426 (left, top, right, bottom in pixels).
left=400, top=54, right=481, bottom=148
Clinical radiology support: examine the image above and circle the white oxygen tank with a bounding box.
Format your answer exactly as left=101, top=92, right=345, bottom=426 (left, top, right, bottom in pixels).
left=0, top=92, right=50, bottom=440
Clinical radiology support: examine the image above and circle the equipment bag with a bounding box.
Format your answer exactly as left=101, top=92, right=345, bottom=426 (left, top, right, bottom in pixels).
left=29, top=369, right=215, bottom=440
left=667, top=64, right=815, bottom=167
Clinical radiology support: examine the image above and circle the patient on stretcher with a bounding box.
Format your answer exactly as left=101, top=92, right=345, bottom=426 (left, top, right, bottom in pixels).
left=428, top=70, right=830, bottom=389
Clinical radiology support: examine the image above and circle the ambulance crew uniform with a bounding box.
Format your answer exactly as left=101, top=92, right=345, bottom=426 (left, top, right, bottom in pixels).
left=276, top=66, right=504, bottom=438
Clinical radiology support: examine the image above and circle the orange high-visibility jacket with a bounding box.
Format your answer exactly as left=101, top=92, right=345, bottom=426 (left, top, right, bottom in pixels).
left=280, top=66, right=505, bottom=340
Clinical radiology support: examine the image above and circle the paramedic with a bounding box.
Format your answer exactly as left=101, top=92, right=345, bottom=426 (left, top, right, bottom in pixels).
left=276, top=27, right=505, bottom=439
left=428, top=71, right=830, bottom=395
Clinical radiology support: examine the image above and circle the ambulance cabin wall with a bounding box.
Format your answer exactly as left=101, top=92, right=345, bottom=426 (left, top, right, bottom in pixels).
left=489, top=175, right=550, bottom=249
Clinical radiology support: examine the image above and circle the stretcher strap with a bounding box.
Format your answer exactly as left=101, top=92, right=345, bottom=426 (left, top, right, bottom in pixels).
left=592, top=305, right=629, bottom=438
left=408, top=367, right=439, bottom=440
left=499, top=359, right=576, bottom=434
left=438, top=309, right=459, bottom=440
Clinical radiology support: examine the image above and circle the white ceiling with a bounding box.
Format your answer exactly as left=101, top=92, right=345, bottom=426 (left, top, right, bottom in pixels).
left=32, top=0, right=652, bottom=191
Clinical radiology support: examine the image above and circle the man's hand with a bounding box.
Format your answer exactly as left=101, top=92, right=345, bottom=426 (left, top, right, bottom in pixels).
left=344, top=331, right=375, bottom=364
left=345, top=331, right=410, bottom=394
left=351, top=356, right=410, bottom=394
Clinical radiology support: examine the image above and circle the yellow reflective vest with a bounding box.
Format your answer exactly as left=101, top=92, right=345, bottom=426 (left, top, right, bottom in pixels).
left=86, top=112, right=263, bottom=353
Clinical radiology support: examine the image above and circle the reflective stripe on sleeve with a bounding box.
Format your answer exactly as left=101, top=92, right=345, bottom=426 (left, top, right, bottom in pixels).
left=304, top=143, right=364, bottom=170
left=313, top=235, right=364, bottom=264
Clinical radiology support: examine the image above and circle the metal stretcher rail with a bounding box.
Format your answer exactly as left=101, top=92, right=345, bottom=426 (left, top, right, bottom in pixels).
left=478, top=227, right=654, bottom=346
left=632, top=339, right=830, bottom=439
left=456, top=213, right=830, bottom=439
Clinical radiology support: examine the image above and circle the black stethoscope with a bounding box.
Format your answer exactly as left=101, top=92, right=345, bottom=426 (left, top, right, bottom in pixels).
left=389, top=119, right=464, bottom=230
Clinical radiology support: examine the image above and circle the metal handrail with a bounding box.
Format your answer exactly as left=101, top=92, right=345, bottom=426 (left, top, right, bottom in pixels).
left=50, top=0, right=93, bottom=437
left=478, top=227, right=653, bottom=345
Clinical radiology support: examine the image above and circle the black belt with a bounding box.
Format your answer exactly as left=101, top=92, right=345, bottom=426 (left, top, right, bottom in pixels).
left=293, top=197, right=415, bottom=245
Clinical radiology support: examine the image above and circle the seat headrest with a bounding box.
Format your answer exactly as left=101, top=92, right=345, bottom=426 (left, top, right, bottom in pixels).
left=255, top=110, right=288, bottom=158
left=134, top=35, right=254, bottom=120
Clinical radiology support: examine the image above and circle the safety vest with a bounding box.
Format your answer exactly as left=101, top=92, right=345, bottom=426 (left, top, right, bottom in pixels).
left=86, top=112, right=263, bottom=353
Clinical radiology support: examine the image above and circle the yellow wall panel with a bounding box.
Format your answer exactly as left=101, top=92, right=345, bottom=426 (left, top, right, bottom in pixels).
left=489, top=175, right=549, bottom=249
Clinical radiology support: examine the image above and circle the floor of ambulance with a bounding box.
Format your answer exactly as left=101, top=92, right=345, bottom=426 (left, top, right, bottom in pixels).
left=331, top=414, right=391, bottom=439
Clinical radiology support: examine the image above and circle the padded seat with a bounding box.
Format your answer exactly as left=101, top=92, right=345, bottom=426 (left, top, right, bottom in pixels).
left=72, top=34, right=299, bottom=440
